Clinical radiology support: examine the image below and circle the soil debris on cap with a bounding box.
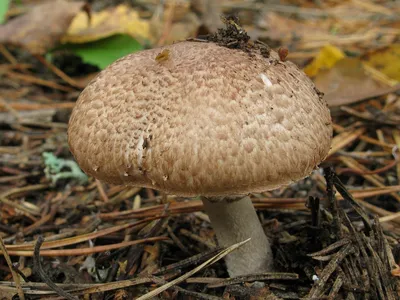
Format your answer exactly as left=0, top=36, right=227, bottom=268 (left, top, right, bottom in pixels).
left=278, top=47, right=289, bottom=62
left=199, top=15, right=271, bottom=59
left=155, top=49, right=171, bottom=63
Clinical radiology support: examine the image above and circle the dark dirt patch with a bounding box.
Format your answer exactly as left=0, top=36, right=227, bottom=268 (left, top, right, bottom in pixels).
left=198, top=15, right=271, bottom=59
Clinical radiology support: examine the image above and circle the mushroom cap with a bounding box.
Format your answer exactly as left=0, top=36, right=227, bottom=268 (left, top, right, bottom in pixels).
left=68, top=41, right=332, bottom=197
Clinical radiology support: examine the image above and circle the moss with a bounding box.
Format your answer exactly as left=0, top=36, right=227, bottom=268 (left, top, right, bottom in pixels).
left=43, top=152, right=88, bottom=185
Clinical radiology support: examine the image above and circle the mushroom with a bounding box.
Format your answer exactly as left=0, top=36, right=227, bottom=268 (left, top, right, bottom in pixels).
left=68, top=40, right=332, bottom=277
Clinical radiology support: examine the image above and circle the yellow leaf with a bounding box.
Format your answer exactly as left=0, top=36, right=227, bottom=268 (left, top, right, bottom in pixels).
left=63, top=4, right=150, bottom=44
left=362, top=44, right=400, bottom=82
left=304, top=44, right=345, bottom=77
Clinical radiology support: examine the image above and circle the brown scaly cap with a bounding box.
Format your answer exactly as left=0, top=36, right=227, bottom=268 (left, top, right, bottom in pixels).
left=68, top=41, right=332, bottom=196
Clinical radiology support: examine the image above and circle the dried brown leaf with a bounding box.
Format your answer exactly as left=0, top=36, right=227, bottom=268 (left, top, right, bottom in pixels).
left=63, top=4, right=149, bottom=44
left=314, top=57, right=390, bottom=106
left=0, top=0, right=86, bottom=54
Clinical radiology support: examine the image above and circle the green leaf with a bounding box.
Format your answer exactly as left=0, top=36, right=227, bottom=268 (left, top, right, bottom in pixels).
left=0, top=0, right=10, bottom=24
left=60, top=34, right=143, bottom=69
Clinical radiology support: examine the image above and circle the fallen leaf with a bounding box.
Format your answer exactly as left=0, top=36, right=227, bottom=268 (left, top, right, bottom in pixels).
left=313, top=57, right=390, bottom=107
left=362, top=44, right=400, bottom=82
left=63, top=4, right=150, bottom=45
left=304, top=44, right=345, bottom=77
left=0, top=0, right=10, bottom=24
left=58, top=34, right=143, bottom=69
left=0, top=0, right=86, bottom=54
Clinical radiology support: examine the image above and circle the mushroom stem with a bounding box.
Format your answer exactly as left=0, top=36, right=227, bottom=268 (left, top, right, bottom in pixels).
left=201, top=196, right=273, bottom=277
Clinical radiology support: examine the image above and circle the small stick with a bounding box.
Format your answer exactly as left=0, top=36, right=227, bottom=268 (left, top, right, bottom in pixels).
left=308, top=196, right=320, bottom=227
left=95, top=179, right=109, bottom=202
left=33, top=236, right=79, bottom=300
left=153, top=247, right=223, bottom=275
left=324, top=167, right=342, bottom=238
left=12, top=262, right=29, bottom=282
left=207, top=272, right=298, bottom=288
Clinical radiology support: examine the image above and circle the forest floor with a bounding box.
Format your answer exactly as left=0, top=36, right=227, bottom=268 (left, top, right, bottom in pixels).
left=0, top=0, right=400, bottom=299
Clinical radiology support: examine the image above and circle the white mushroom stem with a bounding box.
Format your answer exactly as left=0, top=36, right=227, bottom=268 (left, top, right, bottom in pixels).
left=202, top=196, right=273, bottom=277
